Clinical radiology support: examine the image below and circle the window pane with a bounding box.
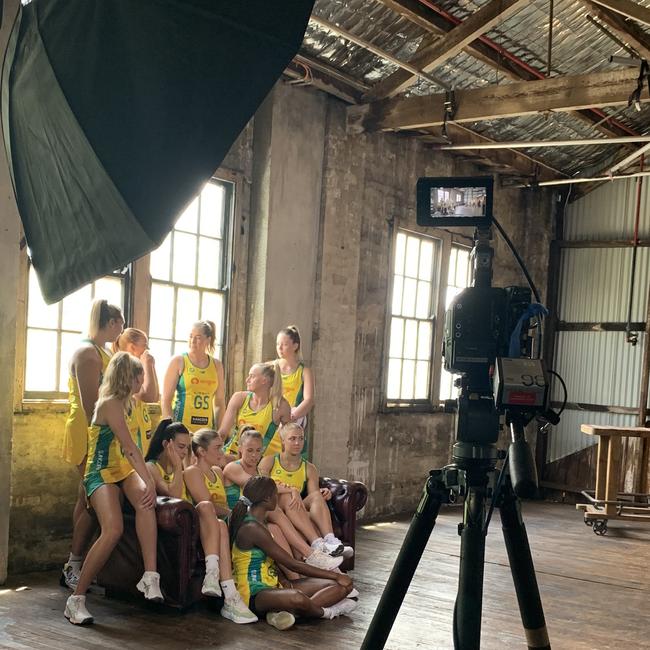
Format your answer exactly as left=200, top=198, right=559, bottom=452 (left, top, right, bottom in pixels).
left=392, top=275, right=404, bottom=316
left=394, top=233, right=406, bottom=276
left=25, top=329, right=57, bottom=392
left=404, top=237, right=419, bottom=279
left=176, top=197, right=199, bottom=233
left=174, top=288, right=200, bottom=340
left=455, top=249, right=470, bottom=286
left=401, top=360, right=415, bottom=399
left=59, top=333, right=81, bottom=392
left=150, top=233, right=171, bottom=281
left=402, top=278, right=417, bottom=318
left=201, top=292, right=224, bottom=339
left=27, top=268, right=59, bottom=329
left=200, top=182, right=225, bottom=238
left=386, top=358, right=402, bottom=399
left=440, top=367, right=453, bottom=401
left=172, top=232, right=197, bottom=285
left=94, top=277, right=123, bottom=307
left=197, top=237, right=221, bottom=289
left=448, top=247, right=458, bottom=285
left=414, top=361, right=429, bottom=399
left=173, top=340, right=187, bottom=356
left=418, top=240, right=433, bottom=280
left=149, top=284, right=175, bottom=339
left=417, top=322, right=432, bottom=360
left=415, top=280, right=431, bottom=319
left=389, top=317, right=404, bottom=359
left=403, top=319, right=417, bottom=360
left=149, top=337, right=173, bottom=388
left=61, top=284, right=91, bottom=332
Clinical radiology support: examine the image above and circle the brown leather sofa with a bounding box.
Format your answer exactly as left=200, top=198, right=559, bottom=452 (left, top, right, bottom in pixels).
left=98, top=477, right=368, bottom=609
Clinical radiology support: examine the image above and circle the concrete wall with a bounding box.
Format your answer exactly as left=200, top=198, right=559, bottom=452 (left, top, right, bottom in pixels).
left=5, top=80, right=553, bottom=573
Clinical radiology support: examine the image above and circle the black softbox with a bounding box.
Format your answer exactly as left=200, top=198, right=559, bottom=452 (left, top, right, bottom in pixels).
left=2, top=0, right=314, bottom=303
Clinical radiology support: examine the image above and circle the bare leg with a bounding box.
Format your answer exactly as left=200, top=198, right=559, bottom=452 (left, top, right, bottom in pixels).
left=304, top=492, right=335, bottom=538
left=253, top=578, right=348, bottom=618
left=215, top=519, right=233, bottom=580
left=267, top=507, right=312, bottom=558
left=268, top=523, right=300, bottom=581
left=278, top=493, right=321, bottom=543
left=195, top=501, right=220, bottom=555
left=70, top=460, right=96, bottom=558
left=73, top=485, right=123, bottom=595
left=121, top=473, right=157, bottom=572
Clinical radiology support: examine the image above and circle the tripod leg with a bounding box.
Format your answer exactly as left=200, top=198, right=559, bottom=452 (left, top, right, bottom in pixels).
left=499, top=480, right=551, bottom=650
left=454, top=481, right=488, bottom=650
left=361, top=471, right=446, bottom=650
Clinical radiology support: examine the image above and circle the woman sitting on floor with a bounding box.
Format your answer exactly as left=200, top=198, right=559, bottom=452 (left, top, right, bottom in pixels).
left=64, top=352, right=162, bottom=625
left=259, top=422, right=352, bottom=559
left=183, top=428, right=257, bottom=624
left=223, top=427, right=343, bottom=571
left=230, top=476, right=357, bottom=630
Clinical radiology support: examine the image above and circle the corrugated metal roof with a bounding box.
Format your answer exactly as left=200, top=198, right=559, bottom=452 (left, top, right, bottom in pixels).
left=305, top=0, right=650, bottom=179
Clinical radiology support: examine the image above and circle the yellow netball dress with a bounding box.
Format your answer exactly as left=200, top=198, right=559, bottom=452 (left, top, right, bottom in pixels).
left=136, top=401, right=153, bottom=456
left=172, top=353, right=218, bottom=432
left=269, top=454, right=308, bottom=498
left=281, top=363, right=304, bottom=409
left=232, top=516, right=279, bottom=606
left=125, top=401, right=144, bottom=452
left=189, top=469, right=228, bottom=512
left=224, top=393, right=280, bottom=458
left=84, top=419, right=134, bottom=498
left=225, top=461, right=245, bottom=510
left=150, top=461, right=188, bottom=500
left=63, top=341, right=112, bottom=466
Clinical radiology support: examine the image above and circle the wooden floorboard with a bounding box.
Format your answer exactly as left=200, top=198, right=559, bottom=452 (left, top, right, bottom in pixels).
left=2, top=501, right=649, bottom=649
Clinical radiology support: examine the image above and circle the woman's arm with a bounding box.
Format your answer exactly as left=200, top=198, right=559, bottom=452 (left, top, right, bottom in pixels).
left=161, top=355, right=183, bottom=420
left=213, top=467, right=231, bottom=518
left=213, top=359, right=226, bottom=429
left=183, top=466, right=212, bottom=504
left=223, top=461, right=255, bottom=488
left=274, top=398, right=292, bottom=426
left=291, top=367, right=314, bottom=421
left=75, top=348, right=103, bottom=423
left=136, top=349, right=159, bottom=403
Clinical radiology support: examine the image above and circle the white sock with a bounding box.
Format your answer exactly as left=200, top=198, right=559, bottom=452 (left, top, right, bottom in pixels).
left=142, top=571, right=159, bottom=580
left=321, top=606, right=335, bottom=620
left=220, top=579, right=238, bottom=601
left=324, top=533, right=339, bottom=543
left=205, top=554, right=219, bottom=572
left=311, top=537, right=324, bottom=549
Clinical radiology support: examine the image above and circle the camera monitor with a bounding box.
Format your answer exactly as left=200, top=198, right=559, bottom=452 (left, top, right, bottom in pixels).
left=416, top=176, right=493, bottom=228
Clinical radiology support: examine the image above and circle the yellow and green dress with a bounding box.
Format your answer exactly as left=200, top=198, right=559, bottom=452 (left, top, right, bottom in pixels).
left=280, top=362, right=309, bottom=460
left=84, top=418, right=134, bottom=498
left=62, top=341, right=111, bottom=466
left=149, top=461, right=188, bottom=500
left=223, top=393, right=280, bottom=459
left=269, top=454, right=308, bottom=499
left=225, top=461, right=246, bottom=510
left=172, top=353, right=219, bottom=432
left=125, top=399, right=152, bottom=456
left=189, top=468, right=228, bottom=517
left=232, top=515, right=279, bottom=607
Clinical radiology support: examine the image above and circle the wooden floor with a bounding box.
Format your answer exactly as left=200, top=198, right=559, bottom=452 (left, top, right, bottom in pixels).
left=2, top=501, right=650, bottom=649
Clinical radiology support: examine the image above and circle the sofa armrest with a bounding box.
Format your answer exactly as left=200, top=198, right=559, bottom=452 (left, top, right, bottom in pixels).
left=155, top=496, right=197, bottom=537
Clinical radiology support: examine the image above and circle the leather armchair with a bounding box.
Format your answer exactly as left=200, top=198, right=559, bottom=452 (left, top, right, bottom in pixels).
left=98, top=478, right=368, bottom=609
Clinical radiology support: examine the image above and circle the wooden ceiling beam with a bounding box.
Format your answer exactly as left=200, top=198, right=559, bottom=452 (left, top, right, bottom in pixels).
left=365, top=0, right=529, bottom=100
left=591, top=0, right=650, bottom=28
left=348, top=68, right=643, bottom=131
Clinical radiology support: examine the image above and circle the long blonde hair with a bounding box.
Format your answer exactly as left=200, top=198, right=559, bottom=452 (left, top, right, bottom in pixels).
left=112, top=327, right=147, bottom=354
left=254, top=361, right=283, bottom=411
left=192, top=320, right=217, bottom=355
left=95, top=351, right=143, bottom=416
left=88, top=299, right=122, bottom=339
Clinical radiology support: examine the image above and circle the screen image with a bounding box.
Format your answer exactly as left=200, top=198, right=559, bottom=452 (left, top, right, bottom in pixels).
left=430, top=186, right=487, bottom=218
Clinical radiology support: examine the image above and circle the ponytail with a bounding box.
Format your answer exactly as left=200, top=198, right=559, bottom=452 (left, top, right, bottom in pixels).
left=229, top=476, right=277, bottom=545
left=145, top=418, right=190, bottom=463
left=88, top=299, right=122, bottom=340
left=256, top=361, right=283, bottom=411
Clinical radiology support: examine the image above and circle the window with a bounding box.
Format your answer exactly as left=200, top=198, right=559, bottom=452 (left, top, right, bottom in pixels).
left=386, top=230, right=441, bottom=407
left=23, top=266, right=128, bottom=398
left=439, top=245, right=471, bottom=401
left=148, top=179, right=233, bottom=384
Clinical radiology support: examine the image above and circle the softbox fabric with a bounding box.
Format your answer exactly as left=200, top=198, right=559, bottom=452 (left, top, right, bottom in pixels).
left=2, top=0, right=314, bottom=303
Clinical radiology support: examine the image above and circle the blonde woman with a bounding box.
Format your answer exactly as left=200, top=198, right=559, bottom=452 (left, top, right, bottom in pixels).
left=61, top=299, right=123, bottom=590
left=220, top=362, right=291, bottom=460
left=161, top=320, right=226, bottom=433
left=113, top=328, right=159, bottom=456
left=64, top=352, right=162, bottom=625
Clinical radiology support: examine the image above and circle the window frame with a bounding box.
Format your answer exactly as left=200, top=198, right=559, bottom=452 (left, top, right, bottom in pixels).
left=381, top=223, right=472, bottom=413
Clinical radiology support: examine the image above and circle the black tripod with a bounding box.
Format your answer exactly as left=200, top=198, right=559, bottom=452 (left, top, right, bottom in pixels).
left=361, top=437, right=551, bottom=650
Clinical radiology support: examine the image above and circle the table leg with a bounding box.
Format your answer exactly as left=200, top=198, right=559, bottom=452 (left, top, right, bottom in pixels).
left=605, top=436, right=622, bottom=516
left=595, top=436, right=609, bottom=504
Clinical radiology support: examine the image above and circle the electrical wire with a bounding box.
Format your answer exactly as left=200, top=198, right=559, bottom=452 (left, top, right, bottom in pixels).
left=546, top=368, right=568, bottom=415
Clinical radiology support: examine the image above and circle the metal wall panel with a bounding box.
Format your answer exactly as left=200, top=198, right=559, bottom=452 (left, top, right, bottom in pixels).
left=564, top=178, right=650, bottom=241
left=558, top=248, right=650, bottom=322
left=547, top=409, right=636, bottom=463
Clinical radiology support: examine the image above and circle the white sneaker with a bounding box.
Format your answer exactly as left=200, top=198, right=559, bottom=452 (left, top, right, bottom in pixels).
left=306, top=549, right=344, bottom=570
left=266, top=610, right=296, bottom=630
left=221, top=595, right=258, bottom=624
left=60, top=563, right=80, bottom=590
left=347, top=587, right=359, bottom=599
left=64, top=595, right=93, bottom=625
left=321, top=537, right=344, bottom=557
left=328, top=597, right=358, bottom=618
left=341, top=545, right=354, bottom=559
left=136, top=571, right=164, bottom=603
left=201, top=568, right=222, bottom=597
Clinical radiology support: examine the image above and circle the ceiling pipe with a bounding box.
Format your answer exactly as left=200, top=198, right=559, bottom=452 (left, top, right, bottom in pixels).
left=438, top=136, right=650, bottom=150
left=519, top=170, right=650, bottom=187
left=610, top=141, right=650, bottom=172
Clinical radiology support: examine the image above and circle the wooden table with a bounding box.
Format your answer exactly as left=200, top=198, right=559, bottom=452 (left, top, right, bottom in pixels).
left=576, top=424, right=650, bottom=534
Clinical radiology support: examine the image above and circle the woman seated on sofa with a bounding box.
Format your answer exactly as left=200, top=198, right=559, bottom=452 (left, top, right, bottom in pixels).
left=258, top=422, right=352, bottom=559
left=230, top=476, right=357, bottom=631
left=183, top=428, right=257, bottom=624
left=144, top=419, right=190, bottom=499
left=223, top=427, right=343, bottom=572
